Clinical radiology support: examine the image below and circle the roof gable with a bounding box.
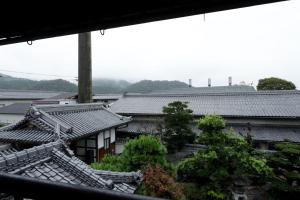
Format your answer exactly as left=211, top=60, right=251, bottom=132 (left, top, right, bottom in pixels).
left=0, top=103, right=131, bottom=144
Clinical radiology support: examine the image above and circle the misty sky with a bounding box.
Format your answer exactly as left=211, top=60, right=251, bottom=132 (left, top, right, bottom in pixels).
left=0, top=1, right=299, bottom=88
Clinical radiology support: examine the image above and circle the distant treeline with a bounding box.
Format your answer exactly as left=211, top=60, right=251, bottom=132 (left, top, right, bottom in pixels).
left=0, top=74, right=189, bottom=93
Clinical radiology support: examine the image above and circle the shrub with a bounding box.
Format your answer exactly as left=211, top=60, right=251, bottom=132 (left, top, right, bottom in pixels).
left=91, top=135, right=168, bottom=172
left=143, top=164, right=185, bottom=200
left=198, top=115, right=225, bottom=134
left=267, top=142, right=300, bottom=199
left=90, top=154, right=124, bottom=171
left=122, top=135, right=168, bottom=171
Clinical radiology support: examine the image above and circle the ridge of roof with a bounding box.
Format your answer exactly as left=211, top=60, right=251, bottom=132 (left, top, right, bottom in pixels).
left=33, top=103, right=105, bottom=113
left=122, top=90, right=300, bottom=98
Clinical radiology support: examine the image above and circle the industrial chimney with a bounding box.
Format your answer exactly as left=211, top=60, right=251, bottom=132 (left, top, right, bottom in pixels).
left=228, top=76, right=232, bottom=86
left=208, top=78, right=211, bottom=87
left=188, top=79, right=192, bottom=87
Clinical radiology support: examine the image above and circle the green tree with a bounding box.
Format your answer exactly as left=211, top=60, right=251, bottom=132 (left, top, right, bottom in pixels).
left=177, top=115, right=272, bottom=199
left=90, top=154, right=125, bottom=171
left=257, top=77, right=296, bottom=90
left=91, top=135, right=168, bottom=172
left=122, top=135, right=168, bottom=171
left=267, top=142, right=300, bottom=199
left=162, top=101, right=195, bottom=153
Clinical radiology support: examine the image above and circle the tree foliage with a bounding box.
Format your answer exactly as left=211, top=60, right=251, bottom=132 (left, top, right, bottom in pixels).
left=142, top=164, right=185, bottom=200
left=91, top=135, right=168, bottom=172
left=162, top=101, right=195, bottom=153
left=267, top=142, right=300, bottom=199
left=125, top=80, right=189, bottom=93
left=257, top=77, right=296, bottom=90
left=90, top=154, right=125, bottom=171
left=177, top=115, right=272, bottom=199
left=122, top=135, right=168, bottom=171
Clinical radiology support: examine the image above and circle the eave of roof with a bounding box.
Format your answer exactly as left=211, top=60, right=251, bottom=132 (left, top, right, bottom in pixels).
left=0, top=0, right=288, bottom=45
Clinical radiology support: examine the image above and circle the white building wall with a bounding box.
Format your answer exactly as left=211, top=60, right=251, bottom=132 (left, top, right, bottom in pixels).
left=115, top=143, right=125, bottom=154
left=111, top=128, right=115, bottom=143
left=98, top=132, right=104, bottom=148
left=104, top=130, right=110, bottom=139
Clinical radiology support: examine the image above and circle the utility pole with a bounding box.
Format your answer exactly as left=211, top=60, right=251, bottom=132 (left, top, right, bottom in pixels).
left=78, top=32, right=92, bottom=103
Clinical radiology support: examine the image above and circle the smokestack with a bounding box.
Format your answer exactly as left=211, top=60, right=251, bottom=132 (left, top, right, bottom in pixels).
left=228, top=76, right=232, bottom=86
left=188, top=79, right=192, bottom=88
left=78, top=32, right=92, bottom=103
left=208, top=78, right=211, bottom=87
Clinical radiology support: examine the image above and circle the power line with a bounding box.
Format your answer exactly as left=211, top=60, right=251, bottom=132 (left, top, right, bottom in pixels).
left=0, top=69, right=77, bottom=79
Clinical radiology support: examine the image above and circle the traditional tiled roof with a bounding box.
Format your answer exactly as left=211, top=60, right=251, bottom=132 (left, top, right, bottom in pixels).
left=0, top=144, right=18, bottom=157
left=0, top=89, right=74, bottom=100
left=233, top=126, right=300, bottom=143
left=0, top=129, right=54, bottom=144
left=148, top=85, right=256, bottom=94
left=118, top=120, right=199, bottom=135
left=0, top=103, right=31, bottom=114
left=0, top=103, right=131, bottom=144
left=93, top=94, right=122, bottom=100
left=110, top=90, right=300, bottom=118
left=0, top=140, right=141, bottom=195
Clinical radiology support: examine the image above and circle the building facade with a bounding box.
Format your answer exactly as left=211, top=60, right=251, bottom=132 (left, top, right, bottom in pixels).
left=110, top=89, right=300, bottom=151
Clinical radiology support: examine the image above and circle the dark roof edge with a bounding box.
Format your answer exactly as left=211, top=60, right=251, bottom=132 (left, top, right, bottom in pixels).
left=122, top=90, right=300, bottom=98
left=116, top=112, right=300, bottom=119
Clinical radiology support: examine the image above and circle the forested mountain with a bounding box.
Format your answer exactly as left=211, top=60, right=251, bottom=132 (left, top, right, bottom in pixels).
left=93, top=78, right=131, bottom=93
left=0, top=74, right=77, bottom=92
left=0, top=74, right=189, bottom=93
left=125, top=80, right=189, bottom=93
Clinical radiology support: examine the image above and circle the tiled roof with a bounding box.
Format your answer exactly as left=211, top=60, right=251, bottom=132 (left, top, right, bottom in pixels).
left=0, top=103, right=131, bottom=144
left=0, top=141, right=141, bottom=194
left=110, top=90, right=300, bottom=118
left=149, top=85, right=256, bottom=94
left=0, top=144, right=18, bottom=157
left=93, top=94, right=122, bottom=100
left=0, top=129, right=54, bottom=144
left=118, top=120, right=199, bottom=135
left=0, top=103, right=31, bottom=114
left=0, top=89, right=74, bottom=100
left=117, top=119, right=300, bottom=143
left=233, top=126, right=300, bottom=143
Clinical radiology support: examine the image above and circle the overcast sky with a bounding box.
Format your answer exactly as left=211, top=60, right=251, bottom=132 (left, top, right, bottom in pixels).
left=0, top=1, right=299, bottom=88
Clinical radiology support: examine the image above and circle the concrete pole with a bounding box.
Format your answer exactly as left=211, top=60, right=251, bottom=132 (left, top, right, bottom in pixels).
left=78, top=32, right=92, bottom=103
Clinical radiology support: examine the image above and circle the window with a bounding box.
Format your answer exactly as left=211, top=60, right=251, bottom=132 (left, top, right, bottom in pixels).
left=104, top=137, right=110, bottom=150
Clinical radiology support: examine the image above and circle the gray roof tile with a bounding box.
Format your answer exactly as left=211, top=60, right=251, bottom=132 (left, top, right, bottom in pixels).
left=0, top=89, right=73, bottom=100
left=110, top=90, right=300, bottom=118
left=0, top=141, right=140, bottom=194
left=0, top=103, right=31, bottom=114
left=149, top=85, right=256, bottom=94
left=233, top=126, right=300, bottom=142
left=0, top=103, right=131, bottom=144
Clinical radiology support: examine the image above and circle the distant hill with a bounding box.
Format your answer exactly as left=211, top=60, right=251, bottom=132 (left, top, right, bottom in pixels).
left=0, top=74, right=189, bottom=93
left=93, top=78, right=131, bottom=94
left=0, top=74, right=77, bottom=92
left=124, top=80, right=189, bottom=93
